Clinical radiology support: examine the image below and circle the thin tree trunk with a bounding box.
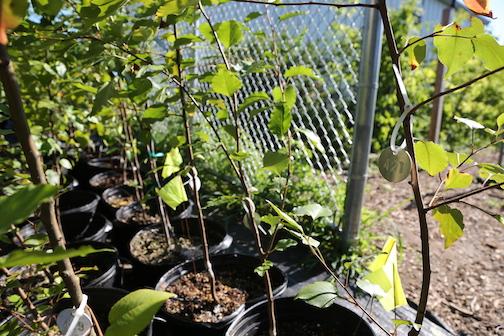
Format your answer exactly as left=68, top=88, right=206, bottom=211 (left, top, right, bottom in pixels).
left=0, top=45, right=83, bottom=307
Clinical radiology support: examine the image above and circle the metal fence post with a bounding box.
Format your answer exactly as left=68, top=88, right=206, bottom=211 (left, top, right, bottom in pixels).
left=341, top=0, right=383, bottom=247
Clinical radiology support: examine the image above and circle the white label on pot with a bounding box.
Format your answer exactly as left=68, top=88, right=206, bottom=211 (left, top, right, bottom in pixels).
left=56, top=308, right=92, bottom=336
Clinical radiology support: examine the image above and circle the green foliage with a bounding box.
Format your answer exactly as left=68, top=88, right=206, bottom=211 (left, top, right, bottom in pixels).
left=414, top=140, right=448, bottom=176
left=296, top=281, right=338, bottom=308
left=106, top=289, right=175, bottom=336
left=0, top=245, right=106, bottom=268
left=0, top=185, right=59, bottom=233
left=433, top=205, right=465, bottom=248
left=254, top=259, right=273, bottom=277
left=158, top=175, right=188, bottom=210
left=268, top=85, right=296, bottom=137
left=262, top=151, right=289, bottom=175
left=211, top=68, right=242, bottom=97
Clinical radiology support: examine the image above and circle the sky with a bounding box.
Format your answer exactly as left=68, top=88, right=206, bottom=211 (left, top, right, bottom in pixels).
left=489, top=2, right=504, bottom=41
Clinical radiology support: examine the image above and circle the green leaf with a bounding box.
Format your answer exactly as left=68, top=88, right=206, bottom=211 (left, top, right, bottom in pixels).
left=433, top=205, right=464, bottom=248
left=156, top=0, right=197, bottom=16
left=0, top=185, right=59, bottom=234
left=268, top=86, right=296, bottom=137
left=32, top=0, right=63, bottom=16
left=254, top=260, right=273, bottom=277
left=296, top=281, right=338, bottom=308
left=447, top=152, right=473, bottom=167
left=59, top=158, right=72, bottom=170
left=162, top=148, right=183, bottom=179
left=143, top=106, right=167, bottom=121
left=433, top=23, right=475, bottom=77
left=73, top=82, right=98, bottom=94
left=493, top=214, right=504, bottom=226
left=414, top=141, right=449, bottom=176
left=267, top=200, right=303, bottom=233
left=245, top=11, right=262, bottom=22
left=357, top=237, right=406, bottom=311
left=497, top=113, right=504, bottom=130
left=479, top=163, right=504, bottom=186
left=215, top=20, right=244, bottom=48
left=284, top=65, right=319, bottom=79
left=230, top=151, right=250, bottom=161
left=1, top=0, right=28, bottom=29
left=298, top=128, right=325, bottom=153
left=238, top=92, right=270, bottom=113
left=0, top=246, right=106, bottom=268
left=158, top=176, right=188, bottom=210
left=262, top=151, right=289, bottom=175
left=222, top=124, right=237, bottom=141
left=294, top=204, right=333, bottom=220
left=211, top=69, right=242, bottom=97
left=274, top=238, right=297, bottom=252
left=92, top=82, right=116, bottom=114
left=445, top=168, right=473, bottom=189
left=261, top=214, right=282, bottom=235
left=406, top=36, right=426, bottom=70
left=106, top=289, right=175, bottom=336
left=199, top=20, right=245, bottom=48
left=279, top=11, right=306, bottom=21
left=474, top=34, right=504, bottom=71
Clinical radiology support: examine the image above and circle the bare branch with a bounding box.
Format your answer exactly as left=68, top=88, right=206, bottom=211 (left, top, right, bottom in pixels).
left=425, top=182, right=504, bottom=212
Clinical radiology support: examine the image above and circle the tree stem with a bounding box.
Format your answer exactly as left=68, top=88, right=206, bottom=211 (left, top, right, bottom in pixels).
left=0, top=45, right=83, bottom=307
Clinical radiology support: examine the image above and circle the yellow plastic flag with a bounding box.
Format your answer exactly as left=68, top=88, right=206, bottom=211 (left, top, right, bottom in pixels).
left=357, top=237, right=407, bottom=311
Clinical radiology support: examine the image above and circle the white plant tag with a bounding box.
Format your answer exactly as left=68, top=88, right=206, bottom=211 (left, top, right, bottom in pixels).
left=56, top=308, right=92, bottom=336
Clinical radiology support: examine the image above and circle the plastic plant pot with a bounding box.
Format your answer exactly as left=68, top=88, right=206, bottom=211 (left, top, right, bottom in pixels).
left=226, top=297, right=376, bottom=336
left=59, top=190, right=100, bottom=226
left=153, top=254, right=288, bottom=335
left=89, top=171, right=125, bottom=193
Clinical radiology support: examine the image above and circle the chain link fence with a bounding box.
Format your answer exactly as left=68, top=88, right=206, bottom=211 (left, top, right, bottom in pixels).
left=190, top=1, right=367, bottom=217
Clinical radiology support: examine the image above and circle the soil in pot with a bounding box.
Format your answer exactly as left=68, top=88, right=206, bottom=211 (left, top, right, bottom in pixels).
left=129, top=219, right=232, bottom=267
left=103, top=186, right=135, bottom=210
left=164, top=271, right=247, bottom=324
left=116, top=202, right=161, bottom=226
left=89, top=171, right=125, bottom=191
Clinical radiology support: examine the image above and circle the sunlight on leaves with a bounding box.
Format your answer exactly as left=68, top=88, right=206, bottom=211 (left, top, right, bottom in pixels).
left=433, top=205, right=464, bottom=248
left=357, top=237, right=407, bottom=311
left=106, top=289, right=175, bottom=336
left=445, top=168, right=473, bottom=189
left=414, top=141, right=449, bottom=176
left=296, top=281, right=338, bottom=308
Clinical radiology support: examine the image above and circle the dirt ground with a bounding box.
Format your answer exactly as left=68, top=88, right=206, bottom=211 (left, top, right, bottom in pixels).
left=364, top=156, right=504, bottom=336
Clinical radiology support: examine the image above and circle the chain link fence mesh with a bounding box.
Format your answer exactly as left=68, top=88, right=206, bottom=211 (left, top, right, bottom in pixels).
left=189, top=1, right=367, bottom=218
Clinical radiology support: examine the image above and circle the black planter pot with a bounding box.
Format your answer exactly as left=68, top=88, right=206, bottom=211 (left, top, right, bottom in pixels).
left=113, top=202, right=161, bottom=257
left=226, top=297, right=376, bottom=336
left=89, top=171, right=125, bottom=193
left=72, top=155, right=123, bottom=188
left=61, top=212, right=112, bottom=243
left=153, top=254, right=288, bottom=335
left=59, top=190, right=100, bottom=226
left=124, top=218, right=233, bottom=289
left=68, top=241, right=118, bottom=288
left=102, top=186, right=136, bottom=220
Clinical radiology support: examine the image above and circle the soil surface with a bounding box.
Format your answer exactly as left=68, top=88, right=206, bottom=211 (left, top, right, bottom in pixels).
left=164, top=272, right=247, bottom=323
left=130, top=227, right=194, bottom=265
left=105, top=194, right=134, bottom=209
left=130, top=210, right=161, bottom=225
left=365, top=155, right=504, bottom=336
left=90, top=173, right=124, bottom=189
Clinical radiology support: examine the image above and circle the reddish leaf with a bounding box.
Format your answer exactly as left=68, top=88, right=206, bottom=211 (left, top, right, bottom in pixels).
left=464, top=0, right=494, bottom=18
